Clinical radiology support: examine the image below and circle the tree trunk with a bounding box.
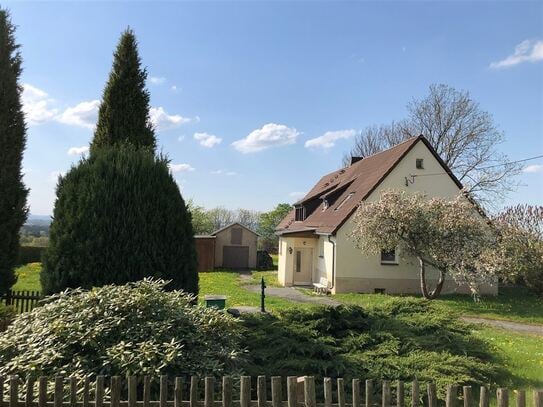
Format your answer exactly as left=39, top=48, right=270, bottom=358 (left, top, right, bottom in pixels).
left=419, top=257, right=445, bottom=300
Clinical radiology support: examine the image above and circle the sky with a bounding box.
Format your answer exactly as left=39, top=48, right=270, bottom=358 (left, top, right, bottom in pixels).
left=5, top=1, right=543, bottom=216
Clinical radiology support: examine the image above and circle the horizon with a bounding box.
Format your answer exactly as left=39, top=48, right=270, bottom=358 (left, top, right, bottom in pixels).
left=5, top=1, right=543, bottom=216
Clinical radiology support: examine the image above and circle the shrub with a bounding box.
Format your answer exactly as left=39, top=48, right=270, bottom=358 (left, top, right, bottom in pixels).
left=0, top=279, right=242, bottom=380
left=42, top=146, right=198, bottom=295
left=240, top=299, right=500, bottom=392
left=0, top=304, right=15, bottom=332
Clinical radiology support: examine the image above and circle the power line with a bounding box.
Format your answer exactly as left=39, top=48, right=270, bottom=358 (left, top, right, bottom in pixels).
left=411, top=154, right=543, bottom=178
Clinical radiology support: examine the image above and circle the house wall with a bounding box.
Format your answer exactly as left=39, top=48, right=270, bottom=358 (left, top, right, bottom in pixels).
left=333, top=141, right=498, bottom=295
left=278, top=236, right=321, bottom=286
left=214, top=225, right=258, bottom=268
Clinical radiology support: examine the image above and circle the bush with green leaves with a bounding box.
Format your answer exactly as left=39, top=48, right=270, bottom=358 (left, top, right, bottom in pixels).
left=42, top=146, right=197, bottom=295
left=0, top=279, right=242, bottom=379
left=240, top=298, right=501, bottom=392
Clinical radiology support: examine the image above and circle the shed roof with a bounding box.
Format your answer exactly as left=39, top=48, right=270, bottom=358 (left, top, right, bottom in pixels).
left=211, top=222, right=259, bottom=236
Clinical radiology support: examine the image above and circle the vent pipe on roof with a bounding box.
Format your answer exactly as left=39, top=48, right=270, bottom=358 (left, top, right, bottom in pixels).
left=350, top=156, right=363, bottom=166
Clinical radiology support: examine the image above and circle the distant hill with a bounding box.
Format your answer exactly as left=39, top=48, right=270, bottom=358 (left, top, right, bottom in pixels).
left=26, top=214, right=52, bottom=226
left=22, top=214, right=51, bottom=237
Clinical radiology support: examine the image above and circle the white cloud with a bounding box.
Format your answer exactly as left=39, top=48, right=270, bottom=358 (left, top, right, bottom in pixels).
left=194, top=132, right=222, bottom=148
left=57, top=100, right=100, bottom=129
left=490, top=39, right=543, bottom=69
left=150, top=107, right=194, bottom=131
left=169, top=163, right=195, bottom=173
left=232, top=123, right=299, bottom=153
left=149, top=76, right=166, bottom=85
left=523, top=164, right=543, bottom=173
left=22, top=84, right=59, bottom=125
left=171, top=85, right=180, bottom=93
left=211, top=169, right=237, bottom=176
left=67, top=146, right=90, bottom=156
left=305, top=129, right=357, bottom=149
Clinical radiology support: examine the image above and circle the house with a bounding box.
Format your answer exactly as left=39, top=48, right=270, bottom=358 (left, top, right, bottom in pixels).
left=195, top=223, right=258, bottom=271
left=276, top=135, right=497, bottom=295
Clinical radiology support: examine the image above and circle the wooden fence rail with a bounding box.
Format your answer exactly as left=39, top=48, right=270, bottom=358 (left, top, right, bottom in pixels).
left=0, top=290, right=42, bottom=313
left=0, top=376, right=542, bottom=407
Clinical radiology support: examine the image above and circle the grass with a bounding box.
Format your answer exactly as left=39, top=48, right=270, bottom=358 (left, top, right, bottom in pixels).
left=13, top=263, right=42, bottom=291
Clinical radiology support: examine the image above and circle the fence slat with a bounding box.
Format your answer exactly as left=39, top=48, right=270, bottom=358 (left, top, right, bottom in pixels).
left=54, top=377, right=63, bottom=407
left=497, top=389, right=508, bottom=407
left=95, top=376, right=104, bottom=407
left=287, top=377, right=297, bottom=407
left=82, top=377, right=89, bottom=407
left=142, top=377, right=150, bottom=407
left=111, top=377, right=121, bottom=407
left=323, top=378, right=332, bottom=407
left=427, top=384, right=437, bottom=407
left=397, top=381, right=404, bottom=407
left=69, top=377, right=77, bottom=407
left=205, top=377, right=214, bottom=407
left=222, top=377, right=232, bottom=407
left=241, top=376, right=251, bottom=407
left=516, top=390, right=525, bottom=407
left=129, top=376, right=138, bottom=407
left=304, top=377, right=316, bottom=407
left=533, top=391, right=543, bottom=407
left=257, top=376, right=266, bottom=407
left=337, top=378, right=345, bottom=407
left=463, top=386, right=472, bottom=407
left=38, top=377, right=47, bottom=407
left=190, top=377, right=199, bottom=407
left=10, top=376, right=18, bottom=407
left=411, top=380, right=419, bottom=407
left=382, top=381, right=391, bottom=407
left=352, top=379, right=360, bottom=407
left=366, top=380, right=374, bottom=407
left=25, top=377, right=34, bottom=407
left=271, top=377, right=282, bottom=407
left=446, top=385, right=458, bottom=407
left=0, top=376, right=4, bottom=407
left=175, top=378, right=183, bottom=407
left=160, top=376, right=168, bottom=407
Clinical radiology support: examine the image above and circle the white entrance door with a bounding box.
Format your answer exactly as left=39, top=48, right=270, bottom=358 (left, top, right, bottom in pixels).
left=293, top=248, right=313, bottom=285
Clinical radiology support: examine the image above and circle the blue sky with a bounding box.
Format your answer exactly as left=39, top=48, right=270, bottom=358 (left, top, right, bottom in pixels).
left=6, top=1, right=543, bottom=215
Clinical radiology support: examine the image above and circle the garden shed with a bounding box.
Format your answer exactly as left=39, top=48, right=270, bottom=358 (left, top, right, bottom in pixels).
left=211, top=223, right=258, bottom=269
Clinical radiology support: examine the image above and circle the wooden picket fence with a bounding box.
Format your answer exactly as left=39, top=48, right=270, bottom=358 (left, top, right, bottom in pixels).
left=0, top=376, right=542, bottom=407
left=0, top=290, right=42, bottom=313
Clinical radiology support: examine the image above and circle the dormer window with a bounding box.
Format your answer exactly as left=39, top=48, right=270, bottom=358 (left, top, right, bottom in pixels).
left=295, top=206, right=306, bottom=221
left=322, top=199, right=329, bottom=211
left=416, top=159, right=424, bottom=169
left=335, top=192, right=355, bottom=211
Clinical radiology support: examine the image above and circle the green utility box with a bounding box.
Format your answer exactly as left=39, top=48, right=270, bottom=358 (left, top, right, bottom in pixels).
left=204, top=295, right=226, bottom=310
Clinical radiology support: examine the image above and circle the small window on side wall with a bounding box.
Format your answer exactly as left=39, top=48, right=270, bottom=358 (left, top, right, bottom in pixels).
left=380, top=249, right=398, bottom=265
left=416, top=158, right=424, bottom=169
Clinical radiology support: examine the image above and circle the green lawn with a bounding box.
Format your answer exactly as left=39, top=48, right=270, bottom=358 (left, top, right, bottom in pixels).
left=13, top=263, right=41, bottom=292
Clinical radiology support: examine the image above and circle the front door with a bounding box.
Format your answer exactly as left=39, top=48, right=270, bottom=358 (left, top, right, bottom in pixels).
left=293, top=248, right=313, bottom=285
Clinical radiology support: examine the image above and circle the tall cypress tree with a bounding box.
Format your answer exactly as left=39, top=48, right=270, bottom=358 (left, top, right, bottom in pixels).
left=0, top=8, right=28, bottom=294
left=91, top=28, right=155, bottom=152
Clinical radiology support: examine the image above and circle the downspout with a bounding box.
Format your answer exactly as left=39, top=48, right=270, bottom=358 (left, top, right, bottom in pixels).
left=328, top=234, right=336, bottom=290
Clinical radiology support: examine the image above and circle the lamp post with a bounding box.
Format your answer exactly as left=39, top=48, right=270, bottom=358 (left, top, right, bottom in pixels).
left=260, top=277, right=266, bottom=313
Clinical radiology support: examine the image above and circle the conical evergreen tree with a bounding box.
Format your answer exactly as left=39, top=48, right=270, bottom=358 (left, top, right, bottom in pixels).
left=0, top=8, right=29, bottom=294
left=91, top=28, right=155, bottom=152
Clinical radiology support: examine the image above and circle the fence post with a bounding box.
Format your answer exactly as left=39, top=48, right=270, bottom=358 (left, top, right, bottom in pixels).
left=397, top=381, right=404, bottom=407
left=222, top=376, right=233, bottom=407
left=38, top=377, right=47, bottom=407
left=515, top=391, right=525, bottom=407
left=95, top=376, right=104, bottom=407
left=240, top=376, right=251, bottom=407
left=9, top=376, right=18, bottom=407
left=257, top=376, right=267, bottom=407
left=69, top=377, right=77, bottom=407
left=463, top=386, right=472, bottom=407
left=382, top=381, right=391, bottom=407
left=366, top=380, right=374, bottom=407
left=129, top=376, right=138, bottom=407
left=190, top=377, right=199, bottom=407
left=271, top=377, right=282, bottom=407
left=427, top=384, right=436, bottom=407
left=175, top=378, right=183, bottom=407
left=497, top=388, right=508, bottom=407
left=205, top=377, right=214, bottom=407
left=446, top=385, right=458, bottom=407
left=54, top=377, right=63, bottom=407
left=479, top=387, right=489, bottom=407
left=142, top=377, right=150, bottom=407
left=533, top=391, right=543, bottom=407
left=25, top=377, right=35, bottom=407
left=337, top=378, right=345, bottom=407
left=353, top=379, right=360, bottom=407
left=82, top=377, right=90, bottom=407
left=411, top=380, right=419, bottom=407
left=304, top=377, right=316, bottom=407
left=111, top=377, right=121, bottom=407
left=287, top=377, right=297, bottom=407
left=323, top=378, right=332, bottom=407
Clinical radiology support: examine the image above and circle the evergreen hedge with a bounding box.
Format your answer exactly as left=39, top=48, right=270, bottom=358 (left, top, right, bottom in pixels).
left=41, top=146, right=198, bottom=295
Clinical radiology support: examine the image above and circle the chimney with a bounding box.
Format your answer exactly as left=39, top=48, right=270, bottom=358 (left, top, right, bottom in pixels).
left=350, top=156, right=363, bottom=166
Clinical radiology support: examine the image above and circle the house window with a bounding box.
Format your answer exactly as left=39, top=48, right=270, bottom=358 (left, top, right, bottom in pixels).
left=295, top=206, right=306, bottom=221
left=335, top=192, right=355, bottom=211
left=230, top=227, right=242, bottom=245
left=279, top=239, right=282, bottom=255
left=380, top=249, right=398, bottom=265
left=322, top=200, right=329, bottom=211
left=416, top=159, right=424, bottom=169
left=295, top=251, right=302, bottom=272
left=374, top=288, right=386, bottom=294
left=318, top=238, right=324, bottom=257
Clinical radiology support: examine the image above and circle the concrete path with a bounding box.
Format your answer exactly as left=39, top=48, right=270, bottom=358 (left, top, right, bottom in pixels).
left=245, top=285, right=341, bottom=307
left=461, top=316, right=543, bottom=336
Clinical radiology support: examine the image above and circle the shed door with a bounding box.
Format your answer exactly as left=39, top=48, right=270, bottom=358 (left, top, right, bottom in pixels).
left=223, top=246, right=249, bottom=269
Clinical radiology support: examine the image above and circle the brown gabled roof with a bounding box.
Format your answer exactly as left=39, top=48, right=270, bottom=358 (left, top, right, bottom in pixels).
left=276, top=135, right=463, bottom=235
